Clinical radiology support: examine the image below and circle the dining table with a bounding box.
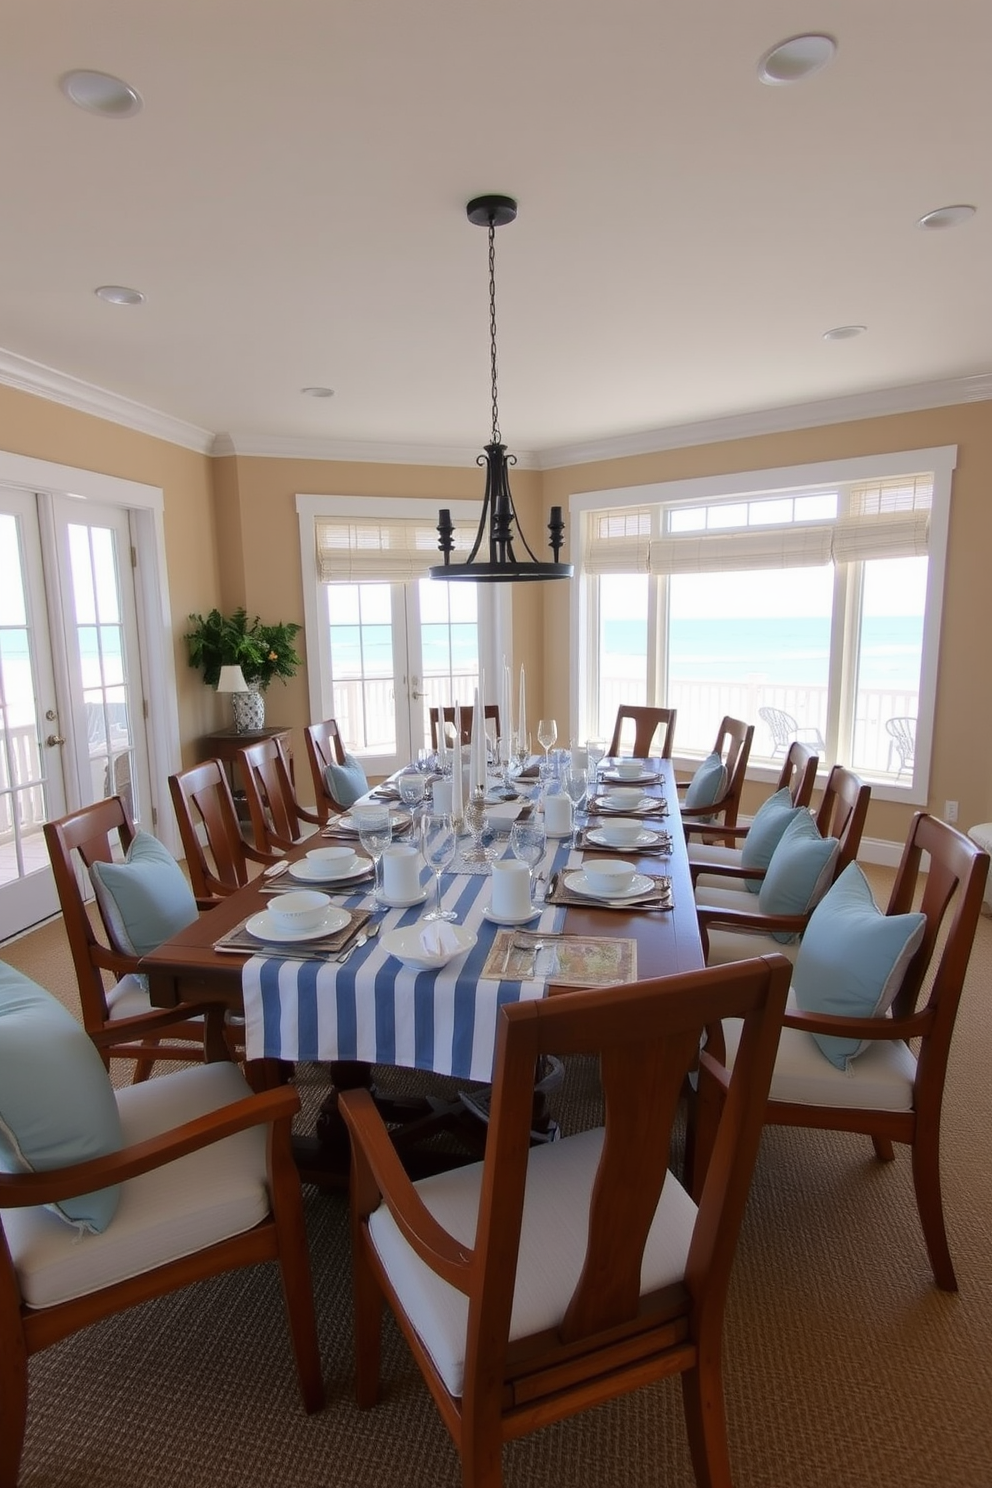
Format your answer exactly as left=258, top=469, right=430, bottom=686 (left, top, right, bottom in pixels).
left=141, top=756, right=703, bottom=1184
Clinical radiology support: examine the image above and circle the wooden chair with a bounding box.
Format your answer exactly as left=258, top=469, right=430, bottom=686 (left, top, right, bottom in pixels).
left=686, top=739, right=819, bottom=879
left=606, top=704, right=677, bottom=759
left=303, top=717, right=361, bottom=821
left=169, top=759, right=277, bottom=908
left=239, top=735, right=323, bottom=854
left=429, top=704, right=500, bottom=750
left=0, top=1045, right=323, bottom=1485
left=678, top=715, right=754, bottom=838
left=694, top=813, right=989, bottom=1291
left=340, top=955, right=791, bottom=1488
left=694, top=765, right=870, bottom=963
left=43, top=798, right=227, bottom=1081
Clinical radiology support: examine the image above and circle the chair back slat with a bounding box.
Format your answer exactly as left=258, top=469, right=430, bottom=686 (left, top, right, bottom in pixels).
left=606, top=706, right=677, bottom=760
left=429, top=704, right=500, bottom=750
left=169, top=760, right=260, bottom=901
left=777, top=740, right=819, bottom=808
left=814, top=764, right=870, bottom=872
left=239, top=737, right=301, bottom=850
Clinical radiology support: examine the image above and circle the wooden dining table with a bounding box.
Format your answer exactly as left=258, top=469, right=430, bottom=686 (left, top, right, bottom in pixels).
left=142, top=757, right=702, bottom=1183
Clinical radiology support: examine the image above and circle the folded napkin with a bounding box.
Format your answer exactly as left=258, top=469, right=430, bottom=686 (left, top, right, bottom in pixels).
left=545, top=871, right=673, bottom=910
left=420, top=920, right=462, bottom=956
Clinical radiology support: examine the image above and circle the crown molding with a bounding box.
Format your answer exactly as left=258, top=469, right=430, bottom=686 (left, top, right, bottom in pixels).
left=211, top=430, right=540, bottom=468
left=0, top=348, right=215, bottom=454
left=535, top=373, right=992, bottom=470
left=0, top=342, right=988, bottom=470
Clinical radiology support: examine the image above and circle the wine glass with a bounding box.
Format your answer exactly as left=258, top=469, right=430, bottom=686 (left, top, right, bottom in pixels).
left=421, top=812, right=459, bottom=922
left=354, top=805, right=392, bottom=908
left=537, top=718, right=558, bottom=771
left=564, top=766, right=587, bottom=811
left=509, top=817, right=547, bottom=896
left=398, top=769, right=427, bottom=821
left=585, top=736, right=607, bottom=790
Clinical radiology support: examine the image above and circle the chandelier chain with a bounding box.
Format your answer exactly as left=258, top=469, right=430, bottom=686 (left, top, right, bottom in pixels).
left=488, top=219, right=500, bottom=445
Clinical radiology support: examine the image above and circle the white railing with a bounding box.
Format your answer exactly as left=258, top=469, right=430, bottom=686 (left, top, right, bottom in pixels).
left=0, top=726, right=47, bottom=843
left=332, top=670, right=480, bottom=755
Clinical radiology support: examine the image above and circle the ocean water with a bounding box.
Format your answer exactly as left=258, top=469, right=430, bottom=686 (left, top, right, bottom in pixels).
left=603, top=616, right=923, bottom=688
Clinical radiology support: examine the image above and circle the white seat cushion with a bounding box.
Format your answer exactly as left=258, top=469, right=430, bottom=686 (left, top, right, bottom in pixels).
left=694, top=876, right=754, bottom=903
left=720, top=988, right=917, bottom=1111
left=687, top=843, right=744, bottom=870
left=3, top=1062, right=270, bottom=1309
left=368, top=1126, right=698, bottom=1398
left=705, top=926, right=801, bottom=966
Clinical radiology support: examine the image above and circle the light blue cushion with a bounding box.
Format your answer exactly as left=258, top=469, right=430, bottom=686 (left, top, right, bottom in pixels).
left=739, top=788, right=806, bottom=893
left=758, top=809, right=839, bottom=943
left=89, top=831, right=199, bottom=959
left=793, top=863, right=926, bottom=1070
left=323, top=752, right=369, bottom=809
left=0, top=963, right=123, bottom=1232
left=684, top=752, right=728, bottom=818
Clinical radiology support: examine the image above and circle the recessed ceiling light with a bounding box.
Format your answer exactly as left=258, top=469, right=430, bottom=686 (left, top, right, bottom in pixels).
left=95, top=285, right=145, bottom=306
left=916, top=204, right=977, bottom=231
left=301, top=386, right=335, bottom=398
left=757, top=34, right=837, bottom=85
left=823, top=325, right=866, bottom=341
left=59, top=70, right=142, bottom=118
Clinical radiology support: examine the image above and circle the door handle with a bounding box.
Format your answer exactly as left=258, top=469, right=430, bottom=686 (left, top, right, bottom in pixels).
left=46, top=734, right=66, bottom=747
left=411, top=689, right=426, bottom=700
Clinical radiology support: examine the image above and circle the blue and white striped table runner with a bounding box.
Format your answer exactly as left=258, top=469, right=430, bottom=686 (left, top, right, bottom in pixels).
left=241, top=838, right=576, bottom=1082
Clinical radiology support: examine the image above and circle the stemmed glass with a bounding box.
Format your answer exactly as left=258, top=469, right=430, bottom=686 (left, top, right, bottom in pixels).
left=421, top=812, right=458, bottom=922
left=537, top=718, right=558, bottom=772
left=398, top=769, right=428, bottom=823
left=509, top=818, right=548, bottom=898
left=355, top=805, right=393, bottom=908
left=564, top=766, right=588, bottom=846
left=585, top=737, right=607, bottom=790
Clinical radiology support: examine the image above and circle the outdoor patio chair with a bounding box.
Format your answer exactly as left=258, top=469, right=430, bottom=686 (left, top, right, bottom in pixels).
left=757, top=705, right=825, bottom=758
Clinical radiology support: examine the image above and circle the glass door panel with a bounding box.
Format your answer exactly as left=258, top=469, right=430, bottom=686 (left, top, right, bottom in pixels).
left=0, top=492, right=67, bottom=937
left=416, top=579, right=481, bottom=742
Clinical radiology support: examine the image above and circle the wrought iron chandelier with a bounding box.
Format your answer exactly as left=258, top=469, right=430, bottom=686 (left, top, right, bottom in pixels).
left=429, top=195, right=573, bottom=583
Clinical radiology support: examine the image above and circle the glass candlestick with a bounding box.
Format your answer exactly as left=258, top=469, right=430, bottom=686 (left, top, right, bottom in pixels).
left=461, top=785, right=491, bottom=868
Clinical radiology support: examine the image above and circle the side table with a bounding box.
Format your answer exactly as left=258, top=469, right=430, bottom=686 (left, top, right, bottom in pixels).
left=199, top=727, right=294, bottom=814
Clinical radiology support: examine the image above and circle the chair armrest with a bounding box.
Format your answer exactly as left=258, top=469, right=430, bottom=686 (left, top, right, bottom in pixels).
left=696, top=903, right=808, bottom=936
left=680, top=797, right=733, bottom=821
left=782, top=1007, right=934, bottom=1041
left=339, top=1088, right=473, bottom=1291
left=0, top=1086, right=300, bottom=1209
left=689, top=859, right=764, bottom=885
left=683, top=822, right=751, bottom=842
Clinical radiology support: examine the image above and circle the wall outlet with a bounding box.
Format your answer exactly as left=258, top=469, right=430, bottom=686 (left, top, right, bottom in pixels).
left=945, top=800, right=959, bottom=824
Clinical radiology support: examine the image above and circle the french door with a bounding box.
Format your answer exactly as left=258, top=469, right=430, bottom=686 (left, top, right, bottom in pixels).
left=322, top=578, right=490, bottom=776
left=0, top=488, right=153, bottom=939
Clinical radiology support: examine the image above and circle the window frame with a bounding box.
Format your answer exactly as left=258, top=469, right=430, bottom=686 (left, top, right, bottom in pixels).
left=569, top=446, right=956, bottom=805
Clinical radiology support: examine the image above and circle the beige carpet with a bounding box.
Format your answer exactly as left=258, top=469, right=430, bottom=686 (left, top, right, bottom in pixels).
left=3, top=868, right=992, bottom=1488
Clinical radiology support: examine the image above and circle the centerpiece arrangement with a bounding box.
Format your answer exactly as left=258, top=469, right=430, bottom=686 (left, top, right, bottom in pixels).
left=184, top=607, right=302, bottom=732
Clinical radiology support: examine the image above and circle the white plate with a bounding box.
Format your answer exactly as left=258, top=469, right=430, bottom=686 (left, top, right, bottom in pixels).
left=379, top=886, right=428, bottom=909
left=482, top=904, right=541, bottom=926
left=331, top=808, right=412, bottom=836
left=245, top=906, right=351, bottom=943
left=288, top=859, right=372, bottom=885
left=586, top=826, right=662, bottom=849
left=595, top=796, right=649, bottom=813
left=563, top=870, right=656, bottom=902
left=603, top=769, right=659, bottom=785
left=381, top=923, right=477, bottom=970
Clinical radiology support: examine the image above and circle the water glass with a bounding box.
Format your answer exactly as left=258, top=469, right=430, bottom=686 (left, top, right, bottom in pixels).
left=355, top=805, right=392, bottom=906
left=421, top=811, right=459, bottom=922
left=537, top=718, right=558, bottom=768
left=509, top=818, right=547, bottom=888
left=586, top=737, right=607, bottom=785
left=398, top=770, right=428, bottom=817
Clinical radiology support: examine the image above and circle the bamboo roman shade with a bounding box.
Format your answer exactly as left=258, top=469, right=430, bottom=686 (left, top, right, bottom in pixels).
left=315, top=515, right=472, bottom=582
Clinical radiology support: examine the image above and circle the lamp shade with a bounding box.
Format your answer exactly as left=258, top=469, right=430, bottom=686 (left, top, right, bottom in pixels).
left=215, top=665, right=249, bottom=694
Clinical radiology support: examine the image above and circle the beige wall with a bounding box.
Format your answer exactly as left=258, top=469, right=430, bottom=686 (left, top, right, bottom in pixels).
left=3, top=380, right=990, bottom=846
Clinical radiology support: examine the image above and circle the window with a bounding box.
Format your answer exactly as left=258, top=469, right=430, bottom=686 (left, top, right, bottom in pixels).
left=572, top=448, right=954, bottom=802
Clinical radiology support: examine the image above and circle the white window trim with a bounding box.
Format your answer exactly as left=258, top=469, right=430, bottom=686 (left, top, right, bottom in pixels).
left=0, top=449, right=181, bottom=852
left=295, top=493, right=510, bottom=732
left=568, top=446, right=957, bottom=806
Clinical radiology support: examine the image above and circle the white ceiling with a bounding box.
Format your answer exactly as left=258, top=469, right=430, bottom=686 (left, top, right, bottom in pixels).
left=3, top=0, right=990, bottom=461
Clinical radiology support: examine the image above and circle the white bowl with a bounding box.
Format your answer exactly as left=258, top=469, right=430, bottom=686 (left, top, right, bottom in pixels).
left=615, top=761, right=644, bottom=780
left=599, top=817, right=644, bottom=847
left=381, top=923, right=477, bottom=971
left=305, top=845, right=360, bottom=878
left=605, top=787, right=645, bottom=810
left=582, top=859, right=637, bottom=896
left=267, top=889, right=331, bottom=933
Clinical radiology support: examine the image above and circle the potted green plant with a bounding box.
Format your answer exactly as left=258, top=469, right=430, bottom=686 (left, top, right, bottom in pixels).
left=184, top=608, right=302, bottom=731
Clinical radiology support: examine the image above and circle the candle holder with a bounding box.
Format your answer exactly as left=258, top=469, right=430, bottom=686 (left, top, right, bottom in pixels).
left=461, top=786, right=493, bottom=868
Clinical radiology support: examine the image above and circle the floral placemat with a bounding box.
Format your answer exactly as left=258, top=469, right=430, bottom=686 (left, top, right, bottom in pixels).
left=481, top=930, right=637, bottom=987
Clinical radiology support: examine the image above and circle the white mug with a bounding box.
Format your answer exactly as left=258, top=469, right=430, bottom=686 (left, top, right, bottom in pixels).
left=431, top=778, right=452, bottom=813
left=381, top=843, right=423, bottom=904
left=490, top=859, right=532, bottom=920
left=543, top=792, right=573, bottom=836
